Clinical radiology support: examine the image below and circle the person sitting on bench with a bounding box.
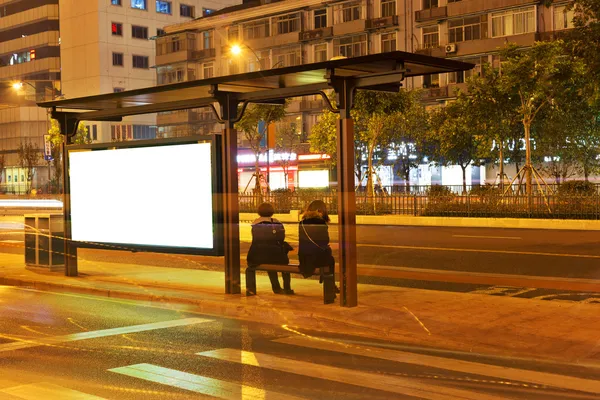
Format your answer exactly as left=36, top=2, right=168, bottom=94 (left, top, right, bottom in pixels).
left=298, top=200, right=339, bottom=294
left=247, top=202, right=294, bottom=295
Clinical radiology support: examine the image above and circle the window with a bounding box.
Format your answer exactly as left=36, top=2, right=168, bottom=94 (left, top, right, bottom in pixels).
left=381, top=32, right=396, bottom=52
left=202, top=31, right=213, bottom=49
left=111, top=0, right=122, bottom=5
left=203, top=8, right=215, bottom=16
left=448, top=15, right=488, bottom=43
left=334, top=1, right=362, bottom=24
left=228, top=26, right=239, bottom=41
left=131, top=0, right=146, bottom=10
left=491, top=6, right=535, bottom=37
left=334, top=34, right=367, bottom=58
left=423, top=0, right=438, bottom=10
left=314, top=9, right=327, bottom=29
left=422, top=25, right=439, bottom=48
left=448, top=56, right=484, bottom=83
left=92, top=125, right=98, bottom=141
left=423, top=73, right=439, bottom=88
left=272, top=13, right=301, bottom=35
left=157, top=28, right=165, bottom=36
left=243, top=19, right=269, bottom=40
left=180, top=4, right=194, bottom=18
left=114, top=87, right=125, bottom=92
left=156, top=1, right=171, bottom=14
left=314, top=43, right=327, bottom=62
left=246, top=49, right=270, bottom=72
left=272, top=45, right=302, bottom=68
left=203, top=63, right=213, bottom=79
left=132, top=25, right=148, bottom=39
left=133, top=125, right=157, bottom=140
left=553, top=5, right=575, bottom=30
left=132, top=55, right=149, bottom=68
left=112, top=52, right=124, bottom=66
left=381, top=0, right=396, bottom=18
left=111, top=22, right=123, bottom=36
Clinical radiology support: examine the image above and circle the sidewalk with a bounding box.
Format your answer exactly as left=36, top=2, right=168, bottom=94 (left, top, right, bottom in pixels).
left=1, top=251, right=599, bottom=366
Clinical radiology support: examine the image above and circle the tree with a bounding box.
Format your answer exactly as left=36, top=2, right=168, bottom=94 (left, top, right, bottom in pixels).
left=567, top=0, right=600, bottom=97
left=47, top=119, right=90, bottom=192
left=387, top=90, right=429, bottom=192
left=497, top=40, right=587, bottom=195
left=18, top=140, right=40, bottom=194
left=274, top=121, right=301, bottom=188
left=426, top=98, right=489, bottom=194
left=309, top=103, right=367, bottom=188
left=235, top=103, right=286, bottom=194
left=463, top=63, right=522, bottom=187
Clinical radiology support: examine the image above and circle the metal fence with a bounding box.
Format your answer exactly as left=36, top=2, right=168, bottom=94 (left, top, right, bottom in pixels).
left=239, top=189, right=600, bottom=220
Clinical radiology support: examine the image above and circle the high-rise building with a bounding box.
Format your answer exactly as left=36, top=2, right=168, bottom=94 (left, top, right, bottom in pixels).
left=155, top=0, right=574, bottom=189
left=0, top=0, right=61, bottom=193
left=60, top=0, right=238, bottom=143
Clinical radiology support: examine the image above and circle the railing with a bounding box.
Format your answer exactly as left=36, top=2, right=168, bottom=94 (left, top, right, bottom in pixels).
left=238, top=184, right=600, bottom=219
left=415, top=6, right=447, bottom=22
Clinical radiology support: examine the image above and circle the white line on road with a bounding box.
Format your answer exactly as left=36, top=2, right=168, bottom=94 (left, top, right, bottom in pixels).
left=0, top=317, right=213, bottom=353
left=357, top=243, right=600, bottom=259
left=109, top=363, right=304, bottom=400
left=452, top=234, right=521, bottom=240
left=274, top=336, right=600, bottom=395
left=0, top=382, right=106, bottom=400
left=197, top=349, right=509, bottom=400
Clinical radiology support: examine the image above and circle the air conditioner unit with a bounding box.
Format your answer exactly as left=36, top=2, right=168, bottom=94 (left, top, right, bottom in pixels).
left=445, top=44, right=457, bottom=53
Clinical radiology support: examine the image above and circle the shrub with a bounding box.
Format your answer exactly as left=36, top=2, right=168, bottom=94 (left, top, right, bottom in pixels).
left=557, top=180, right=596, bottom=196
left=270, top=189, right=293, bottom=213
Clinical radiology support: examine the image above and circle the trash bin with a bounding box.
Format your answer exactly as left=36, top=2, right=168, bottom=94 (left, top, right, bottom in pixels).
left=24, top=214, right=64, bottom=270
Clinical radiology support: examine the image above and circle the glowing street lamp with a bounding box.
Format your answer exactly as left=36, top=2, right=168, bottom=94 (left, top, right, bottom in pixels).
left=230, top=44, right=242, bottom=56
left=12, top=82, right=24, bottom=90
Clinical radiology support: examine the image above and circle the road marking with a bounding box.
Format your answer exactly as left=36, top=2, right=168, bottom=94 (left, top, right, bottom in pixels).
left=197, top=349, right=508, bottom=400
left=357, top=243, right=600, bottom=259
left=109, top=363, right=303, bottom=400
left=0, top=382, right=106, bottom=400
left=274, top=336, right=600, bottom=395
left=0, top=317, right=213, bottom=353
left=452, top=235, right=521, bottom=240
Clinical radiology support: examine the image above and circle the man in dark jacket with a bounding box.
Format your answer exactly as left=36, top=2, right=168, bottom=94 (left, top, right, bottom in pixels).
left=247, top=203, right=294, bottom=294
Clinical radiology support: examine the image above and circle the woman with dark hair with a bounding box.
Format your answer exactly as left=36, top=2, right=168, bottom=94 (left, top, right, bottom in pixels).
left=298, top=200, right=337, bottom=293
left=247, top=203, right=294, bottom=294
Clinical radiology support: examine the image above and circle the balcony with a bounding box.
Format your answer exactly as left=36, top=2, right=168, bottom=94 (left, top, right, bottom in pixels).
left=299, top=26, right=333, bottom=42
left=415, top=46, right=446, bottom=58
left=415, top=6, right=447, bottom=22
left=421, top=86, right=449, bottom=100
left=536, top=29, right=573, bottom=42
left=191, top=48, right=216, bottom=60
left=366, top=15, right=399, bottom=30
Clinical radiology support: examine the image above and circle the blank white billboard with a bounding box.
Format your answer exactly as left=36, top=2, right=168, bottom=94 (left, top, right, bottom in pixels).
left=69, top=142, right=214, bottom=250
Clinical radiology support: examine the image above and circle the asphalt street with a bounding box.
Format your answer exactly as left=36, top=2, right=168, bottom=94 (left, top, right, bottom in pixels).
left=1, top=286, right=599, bottom=400
left=2, top=217, right=600, bottom=302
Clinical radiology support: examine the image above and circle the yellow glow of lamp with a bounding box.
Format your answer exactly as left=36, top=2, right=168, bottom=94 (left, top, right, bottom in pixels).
left=230, top=44, right=242, bottom=56
left=12, top=82, right=24, bottom=90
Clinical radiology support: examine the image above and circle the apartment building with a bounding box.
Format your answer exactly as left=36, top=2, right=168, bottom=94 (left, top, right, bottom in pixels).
left=59, top=0, right=238, bottom=143
left=156, top=0, right=574, bottom=189
left=0, top=0, right=61, bottom=193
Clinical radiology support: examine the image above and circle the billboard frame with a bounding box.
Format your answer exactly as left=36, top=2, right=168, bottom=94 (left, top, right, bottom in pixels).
left=66, top=134, right=223, bottom=256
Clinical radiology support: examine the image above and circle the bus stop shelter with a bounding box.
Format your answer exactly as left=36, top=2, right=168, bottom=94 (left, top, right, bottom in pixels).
left=39, top=51, right=473, bottom=307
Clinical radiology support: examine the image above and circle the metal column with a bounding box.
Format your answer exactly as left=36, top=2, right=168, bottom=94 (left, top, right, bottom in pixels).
left=54, top=112, right=79, bottom=277
left=219, top=95, right=241, bottom=294
left=334, top=79, right=358, bottom=307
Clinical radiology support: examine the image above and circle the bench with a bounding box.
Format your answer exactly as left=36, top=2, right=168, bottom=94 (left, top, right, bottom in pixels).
left=245, top=263, right=336, bottom=304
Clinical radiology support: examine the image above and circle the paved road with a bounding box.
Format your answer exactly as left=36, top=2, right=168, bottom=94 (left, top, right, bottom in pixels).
left=1, top=286, right=598, bottom=400
left=2, top=216, right=599, bottom=301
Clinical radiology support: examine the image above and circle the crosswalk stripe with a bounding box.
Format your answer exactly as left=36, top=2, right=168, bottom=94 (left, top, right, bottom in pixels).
left=0, top=317, right=213, bottom=353
left=274, top=335, right=600, bottom=395
left=197, top=349, right=509, bottom=400
left=0, top=382, right=106, bottom=400
left=109, top=363, right=304, bottom=400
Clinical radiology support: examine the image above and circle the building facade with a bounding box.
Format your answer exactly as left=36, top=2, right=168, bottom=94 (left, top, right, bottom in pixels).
left=59, top=0, right=238, bottom=143
left=0, top=0, right=61, bottom=193
left=154, top=0, right=574, bottom=189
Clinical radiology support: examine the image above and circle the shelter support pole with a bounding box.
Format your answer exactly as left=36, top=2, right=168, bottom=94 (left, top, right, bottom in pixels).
left=53, top=111, right=79, bottom=277
left=334, top=78, right=358, bottom=307
left=219, top=96, right=241, bottom=294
